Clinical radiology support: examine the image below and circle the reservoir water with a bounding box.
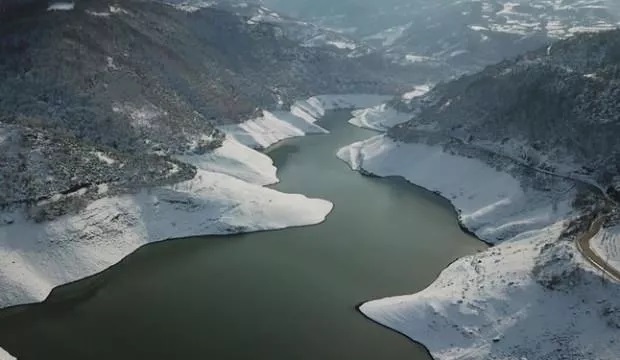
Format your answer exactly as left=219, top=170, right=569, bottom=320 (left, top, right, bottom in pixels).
left=0, top=110, right=486, bottom=359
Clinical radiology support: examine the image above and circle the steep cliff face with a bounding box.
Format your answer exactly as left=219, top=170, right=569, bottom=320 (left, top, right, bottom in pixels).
left=390, top=29, right=620, bottom=195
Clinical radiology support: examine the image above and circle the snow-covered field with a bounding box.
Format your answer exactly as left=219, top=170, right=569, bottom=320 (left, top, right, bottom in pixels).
left=0, top=94, right=389, bottom=310
left=591, top=225, right=620, bottom=272
left=338, top=133, right=620, bottom=360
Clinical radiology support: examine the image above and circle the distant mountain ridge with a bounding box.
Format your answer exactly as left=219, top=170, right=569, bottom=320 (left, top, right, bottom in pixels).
left=261, top=0, right=620, bottom=80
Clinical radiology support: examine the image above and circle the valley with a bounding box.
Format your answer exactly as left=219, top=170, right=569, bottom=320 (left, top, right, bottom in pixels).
left=1, top=1, right=620, bottom=360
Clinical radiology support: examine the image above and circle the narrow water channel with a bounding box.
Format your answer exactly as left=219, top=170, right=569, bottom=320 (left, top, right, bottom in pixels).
left=0, top=110, right=487, bottom=360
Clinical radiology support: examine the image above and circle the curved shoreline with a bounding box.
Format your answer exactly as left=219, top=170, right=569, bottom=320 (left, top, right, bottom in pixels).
left=0, top=94, right=395, bottom=310
left=338, top=130, right=620, bottom=360
left=355, top=301, right=437, bottom=360
left=350, top=170, right=489, bottom=360
left=350, top=169, right=607, bottom=360
left=0, top=105, right=482, bottom=360
left=0, top=212, right=338, bottom=315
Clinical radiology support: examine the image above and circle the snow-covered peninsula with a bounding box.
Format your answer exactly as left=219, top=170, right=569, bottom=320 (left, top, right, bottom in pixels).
left=339, top=111, right=620, bottom=359
left=0, top=95, right=389, bottom=310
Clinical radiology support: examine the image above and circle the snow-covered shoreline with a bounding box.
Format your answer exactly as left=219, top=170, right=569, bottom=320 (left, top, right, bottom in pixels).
left=338, top=135, right=575, bottom=244
left=0, top=94, right=391, bottom=312
left=347, top=86, right=428, bottom=132
left=338, top=132, right=620, bottom=360
left=222, top=94, right=392, bottom=149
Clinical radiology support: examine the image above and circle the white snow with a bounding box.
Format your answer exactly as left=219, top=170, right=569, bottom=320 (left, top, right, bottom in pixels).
left=403, top=54, right=433, bottom=63
left=0, top=93, right=389, bottom=309
left=173, top=1, right=215, bottom=12
left=346, top=86, right=429, bottom=131
left=591, top=225, right=620, bottom=272
left=0, top=168, right=332, bottom=308
left=449, top=49, right=469, bottom=58
left=308, top=94, right=394, bottom=113
left=112, top=103, right=164, bottom=129
left=364, top=24, right=411, bottom=47
left=94, top=151, right=116, bottom=165
left=338, top=134, right=620, bottom=360
left=221, top=109, right=327, bottom=150
left=109, top=6, right=128, bottom=15
left=348, top=105, right=411, bottom=131
left=468, top=25, right=490, bottom=32
left=222, top=94, right=392, bottom=149
left=47, top=2, right=74, bottom=11
left=178, top=138, right=278, bottom=186
left=361, top=221, right=620, bottom=360
left=86, top=10, right=111, bottom=17
left=402, top=84, right=431, bottom=100
left=0, top=348, right=15, bottom=360
left=338, top=135, right=573, bottom=244
left=325, top=40, right=357, bottom=50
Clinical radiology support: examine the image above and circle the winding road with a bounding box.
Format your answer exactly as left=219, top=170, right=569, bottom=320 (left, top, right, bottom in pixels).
left=576, top=216, right=620, bottom=282
left=440, top=131, right=620, bottom=282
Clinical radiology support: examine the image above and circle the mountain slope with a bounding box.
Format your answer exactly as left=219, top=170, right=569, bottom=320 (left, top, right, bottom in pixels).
left=262, top=0, right=620, bottom=79
left=168, top=0, right=374, bottom=56
left=390, top=29, right=620, bottom=198
left=0, top=0, right=401, bottom=214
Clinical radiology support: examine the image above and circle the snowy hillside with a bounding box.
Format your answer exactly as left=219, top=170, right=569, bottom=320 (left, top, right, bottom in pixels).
left=263, top=0, right=620, bottom=79
left=388, top=29, right=620, bottom=200
left=0, top=93, right=388, bottom=309
left=0, top=0, right=404, bottom=216
left=591, top=224, right=620, bottom=272
left=169, top=0, right=373, bottom=56
left=339, top=131, right=620, bottom=360
left=336, top=22, right=620, bottom=360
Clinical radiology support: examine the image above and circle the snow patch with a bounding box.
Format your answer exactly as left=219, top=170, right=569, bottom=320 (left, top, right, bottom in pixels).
left=337, top=135, right=574, bottom=244
left=402, top=84, right=431, bottom=100
left=361, top=220, right=620, bottom=360
left=222, top=94, right=391, bottom=149
left=221, top=109, right=327, bottom=150
left=348, top=104, right=411, bottom=131
left=403, top=54, right=433, bottom=63
left=94, top=151, right=116, bottom=165
left=0, top=169, right=332, bottom=308
left=86, top=10, right=111, bottom=17
left=364, top=24, right=410, bottom=47
left=591, top=225, right=620, bottom=272
left=178, top=138, right=278, bottom=186
left=109, top=5, right=128, bottom=15
left=0, top=348, right=15, bottom=360
left=47, top=2, right=74, bottom=11
left=326, top=40, right=357, bottom=50
left=112, top=103, right=164, bottom=128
